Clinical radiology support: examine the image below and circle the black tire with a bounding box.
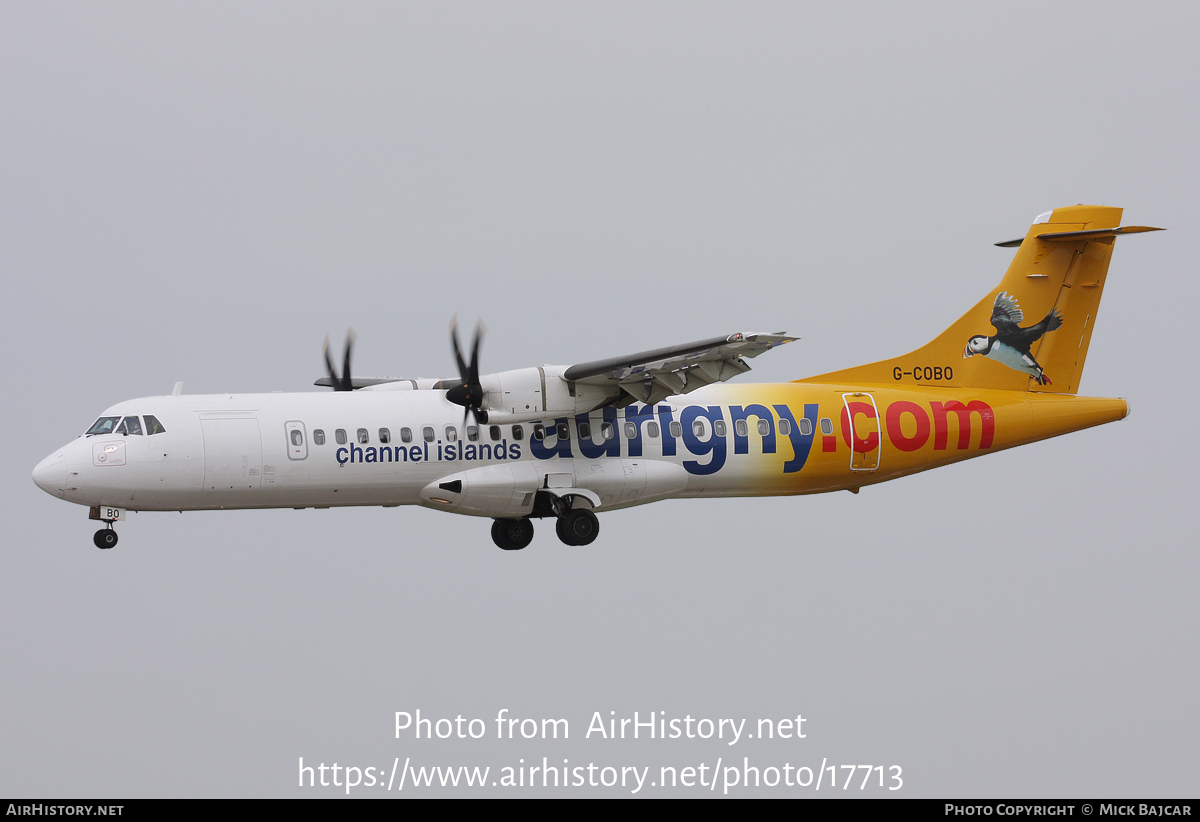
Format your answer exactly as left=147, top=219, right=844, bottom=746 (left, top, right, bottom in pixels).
left=556, top=516, right=578, bottom=546
left=563, top=509, right=599, bottom=546
left=93, top=529, right=118, bottom=550
left=491, top=518, right=533, bottom=551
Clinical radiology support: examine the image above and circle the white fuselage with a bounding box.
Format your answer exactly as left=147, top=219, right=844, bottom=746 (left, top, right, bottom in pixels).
left=33, top=384, right=819, bottom=519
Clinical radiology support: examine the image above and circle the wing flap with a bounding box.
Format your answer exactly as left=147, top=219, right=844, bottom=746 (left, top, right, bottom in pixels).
left=565, top=332, right=795, bottom=402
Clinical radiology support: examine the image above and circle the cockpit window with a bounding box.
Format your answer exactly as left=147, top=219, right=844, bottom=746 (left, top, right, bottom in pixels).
left=86, top=417, right=121, bottom=436
left=144, top=415, right=166, bottom=435
left=116, top=416, right=143, bottom=436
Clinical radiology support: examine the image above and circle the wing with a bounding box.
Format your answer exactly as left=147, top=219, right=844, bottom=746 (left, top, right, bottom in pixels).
left=990, top=291, right=1025, bottom=334
left=314, top=376, right=409, bottom=389
left=563, top=332, right=798, bottom=406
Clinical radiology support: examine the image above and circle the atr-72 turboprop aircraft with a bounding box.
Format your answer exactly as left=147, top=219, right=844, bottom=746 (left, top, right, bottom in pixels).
left=34, top=205, right=1159, bottom=551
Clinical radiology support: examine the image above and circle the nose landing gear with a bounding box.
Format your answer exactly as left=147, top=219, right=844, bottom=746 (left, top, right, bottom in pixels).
left=88, top=506, right=124, bottom=549
left=93, top=526, right=118, bottom=550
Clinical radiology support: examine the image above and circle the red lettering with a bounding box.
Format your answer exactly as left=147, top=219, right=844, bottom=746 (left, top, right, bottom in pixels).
left=885, top=401, right=931, bottom=452
left=930, top=401, right=994, bottom=450
left=839, top=402, right=879, bottom=454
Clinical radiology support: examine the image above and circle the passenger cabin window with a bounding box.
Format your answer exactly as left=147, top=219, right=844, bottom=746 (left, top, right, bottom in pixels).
left=556, top=422, right=569, bottom=440
left=444, top=426, right=457, bottom=442
left=379, top=428, right=391, bottom=444
left=313, top=429, right=326, bottom=445
left=116, top=416, right=143, bottom=436
left=714, top=420, right=726, bottom=437
left=820, top=418, right=833, bottom=436
left=757, top=419, right=770, bottom=436
left=467, top=426, right=479, bottom=442
left=401, top=428, right=412, bottom=443
left=601, top=422, right=614, bottom=440
left=512, top=425, right=524, bottom=441
left=578, top=422, right=592, bottom=440
left=144, top=415, right=166, bottom=435
left=647, top=421, right=659, bottom=438
left=489, top=425, right=501, bottom=441
left=778, top=419, right=791, bottom=436
left=290, top=430, right=303, bottom=447
left=86, top=417, right=121, bottom=436
left=692, top=420, right=706, bottom=437
left=422, top=427, right=435, bottom=443
left=798, top=419, right=813, bottom=436
left=735, top=420, right=748, bottom=437
left=335, top=429, right=347, bottom=445
left=357, top=428, right=369, bottom=444
left=669, top=421, right=682, bottom=438
left=623, top=422, right=636, bottom=439
left=532, top=424, right=545, bottom=441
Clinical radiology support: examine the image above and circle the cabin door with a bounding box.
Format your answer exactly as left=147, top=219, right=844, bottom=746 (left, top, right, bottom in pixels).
left=841, top=393, right=881, bottom=472
left=202, top=417, right=263, bottom=491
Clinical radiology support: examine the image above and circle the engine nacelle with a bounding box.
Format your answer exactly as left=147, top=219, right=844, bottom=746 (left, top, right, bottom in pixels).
left=480, top=366, right=615, bottom=425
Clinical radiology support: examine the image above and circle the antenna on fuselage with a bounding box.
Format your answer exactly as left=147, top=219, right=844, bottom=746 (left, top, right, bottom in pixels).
left=172, top=382, right=183, bottom=396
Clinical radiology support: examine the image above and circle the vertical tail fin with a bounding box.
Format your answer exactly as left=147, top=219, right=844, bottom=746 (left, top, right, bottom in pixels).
left=800, top=205, right=1162, bottom=393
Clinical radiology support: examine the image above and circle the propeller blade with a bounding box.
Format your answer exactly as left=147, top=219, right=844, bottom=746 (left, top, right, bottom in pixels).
left=341, top=329, right=356, bottom=391
left=446, top=318, right=486, bottom=419
left=322, top=330, right=356, bottom=391
left=468, top=321, right=483, bottom=384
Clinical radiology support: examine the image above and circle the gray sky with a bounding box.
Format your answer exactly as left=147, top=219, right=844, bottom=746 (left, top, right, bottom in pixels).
left=3, top=1, right=1197, bottom=797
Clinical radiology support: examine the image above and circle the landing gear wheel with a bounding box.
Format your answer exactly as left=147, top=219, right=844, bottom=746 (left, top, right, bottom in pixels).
left=93, top=528, right=118, bottom=550
left=558, top=509, right=599, bottom=546
left=491, top=518, right=534, bottom=551
left=556, top=517, right=578, bottom=546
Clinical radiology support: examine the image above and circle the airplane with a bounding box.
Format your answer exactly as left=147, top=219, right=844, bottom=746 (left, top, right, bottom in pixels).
left=32, top=205, right=1160, bottom=551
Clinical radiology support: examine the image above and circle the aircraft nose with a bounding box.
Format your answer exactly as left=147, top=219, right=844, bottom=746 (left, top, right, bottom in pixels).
left=32, top=452, right=66, bottom=498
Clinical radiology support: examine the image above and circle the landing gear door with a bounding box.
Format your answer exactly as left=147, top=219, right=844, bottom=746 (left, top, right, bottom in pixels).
left=842, top=392, right=881, bottom=472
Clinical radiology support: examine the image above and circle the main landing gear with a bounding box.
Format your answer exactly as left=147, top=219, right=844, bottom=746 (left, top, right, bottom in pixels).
left=491, top=518, right=534, bottom=551
left=555, top=508, right=599, bottom=546
left=490, top=498, right=601, bottom=551
left=93, top=525, right=118, bottom=550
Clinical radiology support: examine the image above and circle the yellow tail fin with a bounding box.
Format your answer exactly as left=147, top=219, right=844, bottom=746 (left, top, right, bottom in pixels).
left=801, top=205, right=1161, bottom=394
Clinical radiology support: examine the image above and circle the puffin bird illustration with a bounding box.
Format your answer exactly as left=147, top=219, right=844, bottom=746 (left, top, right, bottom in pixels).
left=963, top=291, right=1063, bottom=384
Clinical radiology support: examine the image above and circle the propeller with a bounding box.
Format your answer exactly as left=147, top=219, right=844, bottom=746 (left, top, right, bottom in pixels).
left=322, top=329, right=356, bottom=391
left=446, top=317, right=487, bottom=424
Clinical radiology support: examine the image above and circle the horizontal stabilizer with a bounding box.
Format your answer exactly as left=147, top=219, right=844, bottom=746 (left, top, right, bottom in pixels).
left=1037, top=225, right=1163, bottom=242
left=996, top=225, right=1163, bottom=247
